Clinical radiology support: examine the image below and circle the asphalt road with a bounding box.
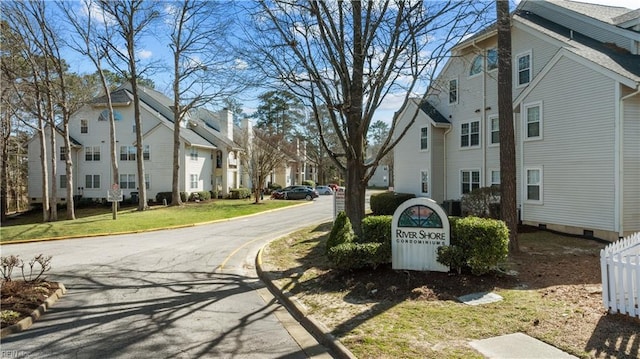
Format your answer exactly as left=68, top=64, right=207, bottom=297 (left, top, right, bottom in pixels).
left=0, top=195, right=336, bottom=359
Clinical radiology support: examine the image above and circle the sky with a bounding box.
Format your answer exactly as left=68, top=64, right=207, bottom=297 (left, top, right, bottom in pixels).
left=59, top=0, right=639, bottom=122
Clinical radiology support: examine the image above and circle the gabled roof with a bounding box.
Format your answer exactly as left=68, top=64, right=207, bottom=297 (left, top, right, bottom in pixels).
left=543, top=0, right=635, bottom=25
left=419, top=101, right=451, bottom=126
left=516, top=10, right=640, bottom=82
left=90, top=88, right=131, bottom=106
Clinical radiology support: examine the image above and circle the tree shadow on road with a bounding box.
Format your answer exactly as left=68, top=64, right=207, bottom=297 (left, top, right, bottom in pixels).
left=1, top=266, right=309, bottom=358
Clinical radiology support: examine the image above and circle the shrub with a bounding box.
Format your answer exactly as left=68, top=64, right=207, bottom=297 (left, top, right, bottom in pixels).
left=326, top=214, right=392, bottom=269
left=189, top=191, right=211, bottom=201
left=461, top=186, right=501, bottom=219
left=360, top=216, right=392, bottom=244
left=370, top=191, right=415, bottom=215
left=302, top=180, right=315, bottom=188
left=437, top=216, right=509, bottom=275
left=229, top=188, right=251, bottom=199
left=155, top=191, right=187, bottom=204
left=327, top=242, right=387, bottom=269
left=326, top=211, right=355, bottom=255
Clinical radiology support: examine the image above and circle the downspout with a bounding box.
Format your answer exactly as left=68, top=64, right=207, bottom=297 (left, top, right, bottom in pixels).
left=617, top=85, right=640, bottom=238
left=443, top=126, right=453, bottom=200
left=472, top=41, right=488, bottom=186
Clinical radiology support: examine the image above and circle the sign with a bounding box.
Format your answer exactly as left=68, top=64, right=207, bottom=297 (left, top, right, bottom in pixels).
left=391, top=198, right=450, bottom=272
left=333, top=190, right=345, bottom=220
left=107, top=184, right=123, bottom=202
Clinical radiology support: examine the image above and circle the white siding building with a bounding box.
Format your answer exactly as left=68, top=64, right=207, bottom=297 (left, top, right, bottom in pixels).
left=394, top=0, right=640, bottom=241
left=27, top=84, right=245, bottom=204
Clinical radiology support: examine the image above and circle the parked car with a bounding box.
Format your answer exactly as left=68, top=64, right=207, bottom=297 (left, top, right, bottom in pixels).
left=328, top=183, right=340, bottom=192
left=279, top=187, right=319, bottom=201
left=315, top=185, right=334, bottom=195
left=270, top=185, right=311, bottom=199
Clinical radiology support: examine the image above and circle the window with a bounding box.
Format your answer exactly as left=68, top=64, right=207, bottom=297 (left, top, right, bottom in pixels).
left=526, top=168, right=542, bottom=202
left=461, top=170, right=480, bottom=194
left=190, top=147, right=198, bottom=160
left=469, top=55, right=483, bottom=76
left=190, top=174, right=199, bottom=189
left=448, top=78, right=458, bottom=104
left=120, top=174, right=136, bottom=189
left=60, top=147, right=67, bottom=161
left=60, top=175, right=67, bottom=189
left=487, top=48, right=498, bottom=71
left=491, top=170, right=500, bottom=187
left=120, top=146, right=136, bottom=161
left=516, top=51, right=531, bottom=86
left=145, top=174, right=150, bottom=190
left=99, top=110, right=123, bottom=121
left=420, top=126, right=428, bottom=150
left=85, top=146, right=101, bottom=161
left=143, top=145, right=150, bottom=160
left=132, top=122, right=136, bottom=133
left=461, top=120, right=480, bottom=148
left=490, top=116, right=500, bottom=145
left=216, top=151, right=222, bottom=168
left=421, top=170, right=429, bottom=194
left=80, top=119, right=88, bottom=134
left=85, top=174, right=100, bottom=189
left=524, top=102, right=542, bottom=139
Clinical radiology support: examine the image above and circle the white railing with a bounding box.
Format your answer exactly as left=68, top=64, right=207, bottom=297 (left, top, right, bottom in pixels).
left=600, top=232, right=640, bottom=318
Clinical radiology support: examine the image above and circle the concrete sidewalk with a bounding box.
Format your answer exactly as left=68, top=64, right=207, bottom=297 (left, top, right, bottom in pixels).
left=470, top=333, right=578, bottom=358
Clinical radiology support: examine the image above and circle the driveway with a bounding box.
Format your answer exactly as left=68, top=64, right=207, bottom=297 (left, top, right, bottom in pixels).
left=1, top=196, right=335, bottom=358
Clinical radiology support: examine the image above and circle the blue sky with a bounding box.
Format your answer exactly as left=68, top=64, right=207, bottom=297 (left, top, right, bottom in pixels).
left=60, top=0, right=639, bottom=122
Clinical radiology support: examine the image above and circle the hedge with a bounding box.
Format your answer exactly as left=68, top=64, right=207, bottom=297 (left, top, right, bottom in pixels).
left=155, top=191, right=187, bottom=204
left=189, top=191, right=211, bottom=201
left=229, top=188, right=251, bottom=199
left=302, top=180, right=315, bottom=188
left=370, top=191, right=415, bottom=215
left=437, top=216, right=509, bottom=275
left=326, top=211, right=354, bottom=255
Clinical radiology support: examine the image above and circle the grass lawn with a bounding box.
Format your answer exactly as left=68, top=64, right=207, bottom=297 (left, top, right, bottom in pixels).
left=0, top=199, right=300, bottom=243
left=262, top=223, right=639, bottom=359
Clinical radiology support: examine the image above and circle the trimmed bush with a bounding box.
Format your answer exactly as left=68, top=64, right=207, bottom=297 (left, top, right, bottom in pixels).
left=327, top=242, right=387, bottom=269
left=461, top=186, right=501, bottom=219
left=326, top=211, right=355, bottom=255
left=360, top=215, right=392, bottom=244
left=155, top=191, right=187, bottom=204
left=229, top=187, right=251, bottom=199
left=189, top=191, right=211, bottom=201
left=437, top=216, right=509, bottom=275
left=302, top=180, right=315, bottom=188
left=370, top=191, right=415, bottom=215
left=326, top=214, right=392, bottom=269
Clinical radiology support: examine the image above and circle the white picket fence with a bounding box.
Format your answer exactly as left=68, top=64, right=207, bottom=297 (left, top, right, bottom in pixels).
left=600, top=232, right=640, bottom=318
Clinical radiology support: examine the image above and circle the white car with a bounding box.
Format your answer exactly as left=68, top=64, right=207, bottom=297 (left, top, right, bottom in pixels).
left=315, top=185, right=334, bottom=195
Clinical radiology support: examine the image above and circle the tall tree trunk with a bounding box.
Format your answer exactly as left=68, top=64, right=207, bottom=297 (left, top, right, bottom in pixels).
left=47, top=110, right=57, bottom=221
left=0, top=110, right=9, bottom=222
left=38, top=118, right=50, bottom=222
left=496, top=0, right=519, bottom=252
left=63, top=123, right=75, bottom=219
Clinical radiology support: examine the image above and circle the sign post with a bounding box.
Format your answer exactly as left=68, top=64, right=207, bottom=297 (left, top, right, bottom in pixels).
left=391, top=198, right=450, bottom=272
left=333, top=190, right=345, bottom=220
left=107, top=183, right=123, bottom=220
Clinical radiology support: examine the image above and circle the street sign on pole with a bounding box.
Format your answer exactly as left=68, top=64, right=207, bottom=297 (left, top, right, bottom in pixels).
left=108, top=184, right=122, bottom=220
left=333, top=190, right=345, bottom=220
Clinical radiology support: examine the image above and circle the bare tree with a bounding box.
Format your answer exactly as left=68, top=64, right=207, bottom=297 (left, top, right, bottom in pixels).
left=60, top=0, right=120, bottom=208
left=246, top=1, right=490, bottom=234
left=238, top=125, right=289, bottom=204
left=165, top=0, right=246, bottom=206
left=496, top=0, right=518, bottom=252
left=99, top=0, right=159, bottom=211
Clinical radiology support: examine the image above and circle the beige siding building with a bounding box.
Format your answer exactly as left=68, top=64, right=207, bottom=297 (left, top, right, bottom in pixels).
left=394, top=0, right=640, bottom=241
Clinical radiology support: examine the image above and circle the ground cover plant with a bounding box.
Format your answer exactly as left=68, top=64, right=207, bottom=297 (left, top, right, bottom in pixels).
left=0, top=199, right=298, bottom=243
left=262, top=223, right=639, bottom=359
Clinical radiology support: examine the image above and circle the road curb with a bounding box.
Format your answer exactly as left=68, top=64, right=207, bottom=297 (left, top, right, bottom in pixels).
left=1, top=282, right=66, bottom=338
left=256, top=246, right=357, bottom=359
left=1, top=200, right=313, bottom=245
